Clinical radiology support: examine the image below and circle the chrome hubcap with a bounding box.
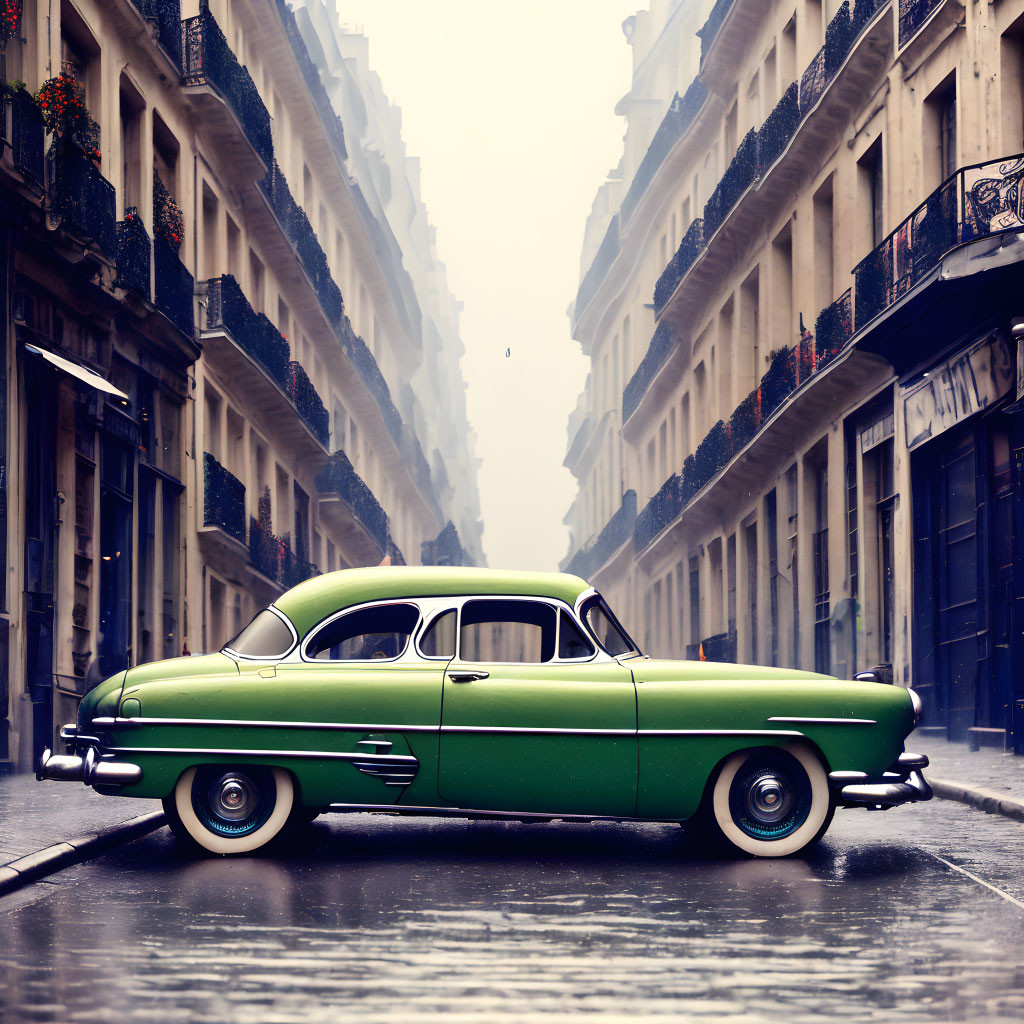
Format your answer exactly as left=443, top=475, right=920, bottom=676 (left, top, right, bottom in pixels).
left=213, top=774, right=257, bottom=821
left=745, top=772, right=794, bottom=823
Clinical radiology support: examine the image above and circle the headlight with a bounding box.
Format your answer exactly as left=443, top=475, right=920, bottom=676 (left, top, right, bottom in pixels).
left=908, top=687, right=923, bottom=724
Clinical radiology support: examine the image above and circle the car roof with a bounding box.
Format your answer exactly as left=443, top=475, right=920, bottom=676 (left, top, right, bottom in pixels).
left=273, top=566, right=592, bottom=637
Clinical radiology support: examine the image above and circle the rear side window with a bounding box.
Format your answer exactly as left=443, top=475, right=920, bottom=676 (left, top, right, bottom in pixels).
left=306, top=603, right=420, bottom=661
left=460, top=600, right=555, bottom=663
left=224, top=609, right=294, bottom=659
left=420, top=610, right=456, bottom=659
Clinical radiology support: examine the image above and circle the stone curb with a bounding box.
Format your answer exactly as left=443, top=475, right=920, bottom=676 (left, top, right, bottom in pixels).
left=929, top=776, right=1024, bottom=823
left=0, top=811, right=165, bottom=897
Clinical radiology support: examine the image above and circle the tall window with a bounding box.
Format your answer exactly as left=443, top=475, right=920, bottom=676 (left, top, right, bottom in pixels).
left=924, top=75, right=957, bottom=190
left=119, top=75, right=144, bottom=214
left=766, top=489, right=779, bottom=666
left=746, top=523, right=758, bottom=663
left=858, top=138, right=884, bottom=252
left=811, top=452, right=830, bottom=675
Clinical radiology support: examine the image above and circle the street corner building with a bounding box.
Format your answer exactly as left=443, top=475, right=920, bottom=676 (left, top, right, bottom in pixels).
left=0, top=0, right=485, bottom=773
left=563, top=0, right=1024, bottom=755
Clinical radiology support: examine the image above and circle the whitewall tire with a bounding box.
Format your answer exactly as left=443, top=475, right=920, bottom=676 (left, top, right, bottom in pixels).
left=710, top=742, right=832, bottom=857
left=171, top=765, right=294, bottom=855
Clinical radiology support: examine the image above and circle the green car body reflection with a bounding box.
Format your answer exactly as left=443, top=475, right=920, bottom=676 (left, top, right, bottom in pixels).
left=40, top=567, right=931, bottom=856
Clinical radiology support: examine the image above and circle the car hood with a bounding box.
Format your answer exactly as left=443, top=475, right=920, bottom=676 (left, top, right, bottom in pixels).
left=629, top=657, right=834, bottom=684
left=122, top=652, right=240, bottom=687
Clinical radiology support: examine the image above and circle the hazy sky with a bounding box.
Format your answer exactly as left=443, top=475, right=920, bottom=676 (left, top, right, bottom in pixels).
left=337, top=1, right=637, bottom=570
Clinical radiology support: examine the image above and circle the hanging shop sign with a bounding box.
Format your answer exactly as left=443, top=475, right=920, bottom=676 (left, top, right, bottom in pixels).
left=903, top=333, right=1013, bottom=451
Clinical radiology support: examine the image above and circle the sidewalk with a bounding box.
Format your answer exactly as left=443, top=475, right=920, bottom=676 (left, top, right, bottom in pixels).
left=0, top=773, right=164, bottom=895
left=912, top=733, right=1024, bottom=821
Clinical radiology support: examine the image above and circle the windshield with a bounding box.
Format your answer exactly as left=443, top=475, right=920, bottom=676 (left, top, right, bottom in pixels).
left=580, top=594, right=640, bottom=658
left=223, top=609, right=295, bottom=658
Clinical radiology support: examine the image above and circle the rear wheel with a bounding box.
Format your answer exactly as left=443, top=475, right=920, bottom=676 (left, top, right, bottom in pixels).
left=709, top=743, right=832, bottom=857
left=165, top=765, right=294, bottom=855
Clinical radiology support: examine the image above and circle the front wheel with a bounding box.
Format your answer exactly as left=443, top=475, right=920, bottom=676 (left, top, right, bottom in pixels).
left=164, top=765, right=294, bottom=855
left=709, top=743, right=832, bottom=857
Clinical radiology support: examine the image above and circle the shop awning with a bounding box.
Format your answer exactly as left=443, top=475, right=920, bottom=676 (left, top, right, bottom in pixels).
left=24, top=344, right=129, bottom=401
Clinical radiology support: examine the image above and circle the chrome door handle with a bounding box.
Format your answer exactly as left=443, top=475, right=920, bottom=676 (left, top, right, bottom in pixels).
left=447, top=670, right=489, bottom=682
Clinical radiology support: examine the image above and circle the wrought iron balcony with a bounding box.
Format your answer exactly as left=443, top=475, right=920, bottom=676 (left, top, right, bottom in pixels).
left=116, top=209, right=151, bottom=299
left=315, top=450, right=388, bottom=556
left=247, top=517, right=318, bottom=588
left=623, top=323, right=678, bottom=423
left=154, top=237, right=194, bottom=337
left=697, top=0, right=735, bottom=68
left=181, top=6, right=272, bottom=170
left=898, top=0, right=943, bottom=49
left=205, top=275, right=290, bottom=388
left=564, top=490, right=637, bottom=580
left=4, top=86, right=44, bottom=186
left=286, top=360, right=329, bottom=448
left=128, top=0, right=182, bottom=69
left=573, top=215, right=619, bottom=327
left=852, top=154, right=1022, bottom=331
left=701, top=630, right=738, bottom=664
left=421, top=522, right=468, bottom=567
left=279, top=543, right=319, bottom=589
left=203, top=452, right=246, bottom=544
left=260, top=161, right=344, bottom=325
left=340, top=322, right=405, bottom=445
left=52, top=148, right=117, bottom=260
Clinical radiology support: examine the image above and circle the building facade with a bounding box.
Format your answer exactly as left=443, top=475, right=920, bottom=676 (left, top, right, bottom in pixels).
left=564, top=0, right=1024, bottom=754
left=0, top=0, right=482, bottom=773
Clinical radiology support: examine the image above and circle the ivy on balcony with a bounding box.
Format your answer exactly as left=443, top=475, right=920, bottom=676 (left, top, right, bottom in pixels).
left=623, top=323, right=678, bottom=423
left=248, top=514, right=318, bottom=587
left=565, top=490, right=637, bottom=580
left=128, top=0, right=182, bottom=69
left=693, top=419, right=732, bottom=491
left=182, top=4, right=273, bottom=168
left=286, top=360, right=330, bottom=447
left=634, top=475, right=684, bottom=553
left=704, top=129, right=757, bottom=240
left=260, top=161, right=344, bottom=325
left=422, top=521, right=468, bottom=567
left=621, top=80, right=710, bottom=226
left=756, top=83, right=799, bottom=176
left=203, top=452, right=245, bottom=543
left=315, top=449, right=388, bottom=553
left=701, top=630, right=738, bottom=663
left=697, top=0, right=735, bottom=67
left=206, top=275, right=290, bottom=388
left=116, top=208, right=151, bottom=299
left=154, top=236, right=194, bottom=337
left=814, top=289, right=853, bottom=368
left=654, top=219, right=704, bottom=315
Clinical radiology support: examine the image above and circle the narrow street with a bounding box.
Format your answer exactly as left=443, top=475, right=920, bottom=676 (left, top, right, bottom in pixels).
left=2, top=799, right=1022, bottom=1022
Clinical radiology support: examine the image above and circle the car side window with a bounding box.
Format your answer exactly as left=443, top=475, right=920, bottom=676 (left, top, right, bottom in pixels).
left=419, top=609, right=457, bottom=659
left=558, top=610, right=595, bottom=660
left=460, top=599, right=555, bottom=663
left=306, top=603, right=420, bottom=661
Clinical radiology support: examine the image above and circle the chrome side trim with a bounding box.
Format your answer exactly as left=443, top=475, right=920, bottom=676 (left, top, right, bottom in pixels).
left=93, top=717, right=807, bottom=740
left=105, top=746, right=418, bottom=764
left=638, top=729, right=805, bottom=737
left=93, top=716, right=440, bottom=733
left=326, top=802, right=678, bottom=823
left=767, top=716, right=876, bottom=725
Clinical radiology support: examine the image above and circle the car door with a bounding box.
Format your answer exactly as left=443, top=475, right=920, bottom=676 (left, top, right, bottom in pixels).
left=269, top=600, right=446, bottom=807
left=438, top=598, right=637, bottom=816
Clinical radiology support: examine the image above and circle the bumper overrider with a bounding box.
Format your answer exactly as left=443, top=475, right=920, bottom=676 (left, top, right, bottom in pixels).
left=36, top=724, right=142, bottom=787
left=829, top=751, right=933, bottom=809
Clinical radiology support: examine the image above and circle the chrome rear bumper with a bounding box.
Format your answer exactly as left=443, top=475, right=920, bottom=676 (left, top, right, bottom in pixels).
left=829, top=752, right=933, bottom=808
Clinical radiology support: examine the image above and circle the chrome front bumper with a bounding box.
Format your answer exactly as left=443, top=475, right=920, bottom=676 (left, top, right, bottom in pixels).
left=37, top=724, right=142, bottom=787
left=829, top=752, right=933, bottom=808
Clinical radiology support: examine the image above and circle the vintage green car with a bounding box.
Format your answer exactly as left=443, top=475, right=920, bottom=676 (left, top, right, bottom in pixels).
left=39, top=567, right=930, bottom=856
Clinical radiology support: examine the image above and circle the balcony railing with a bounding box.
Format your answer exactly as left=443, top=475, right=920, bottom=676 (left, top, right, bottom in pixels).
left=181, top=6, right=272, bottom=168
left=701, top=630, right=738, bottom=664
left=286, top=360, right=329, bottom=447
left=260, top=161, right=344, bottom=325
left=564, top=490, right=637, bottom=580
left=620, top=80, right=709, bottom=227
left=656, top=0, right=888, bottom=319
left=623, top=324, right=678, bottom=423
left=128, top=0, right=182, bottom=69
left=116, top=209, right=151, bottom=299
left=422, top=521, right=468, bottom=567
left=898, top=0, right=942, bottom=48
left=6, top=86, right=44, bottom=185
left=154, top=236, right=194, bottom=337
left=852, top=154, right=1019, bottom=331
left=573, top=215, right=619, bottom=324
left=697, top=0, right=735, bottom=68
left=206, top=275, right=290, bottom=388
left=52, top=148, right=117, bottom=260
left=248, top=516, right=318, bottom=587
left=633, top=289, right=854, bottom=556
left=341, top=323, right=405, bottom=445
left=314, top=450, right=388, bottom=553
left=203, top=452, right=246, bottom=544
